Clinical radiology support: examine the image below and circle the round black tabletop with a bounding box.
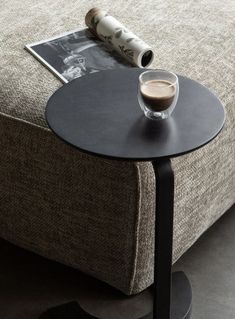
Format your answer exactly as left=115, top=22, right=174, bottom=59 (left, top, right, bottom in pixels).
left=46, top=68, right=225, bottom=161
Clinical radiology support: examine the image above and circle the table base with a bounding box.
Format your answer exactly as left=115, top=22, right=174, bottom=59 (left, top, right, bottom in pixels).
left=41, top=271, right=192, bottom=319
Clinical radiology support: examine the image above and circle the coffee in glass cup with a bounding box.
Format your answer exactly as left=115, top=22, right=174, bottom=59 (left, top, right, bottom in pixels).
left=138, top=70, right=179, bottom=120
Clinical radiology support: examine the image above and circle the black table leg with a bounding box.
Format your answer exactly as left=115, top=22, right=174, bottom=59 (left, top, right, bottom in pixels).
left=152, top=159, right=174, bottom=318
left=148, top=159, right=192, bottom=319
left=41, top=159, right=192, bottom=319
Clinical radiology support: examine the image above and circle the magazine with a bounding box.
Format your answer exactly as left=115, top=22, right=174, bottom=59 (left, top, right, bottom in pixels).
left=25, top=8, right=154, bottom=83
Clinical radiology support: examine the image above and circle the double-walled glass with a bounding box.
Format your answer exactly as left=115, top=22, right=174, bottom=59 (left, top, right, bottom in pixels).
left=138, top=69, right=179, bottom=120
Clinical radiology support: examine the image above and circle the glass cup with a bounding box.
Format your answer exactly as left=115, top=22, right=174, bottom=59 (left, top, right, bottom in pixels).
left=138, top=69, right=179, bottom=120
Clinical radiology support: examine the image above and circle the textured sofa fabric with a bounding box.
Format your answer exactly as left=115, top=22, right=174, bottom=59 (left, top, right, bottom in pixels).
left=1, top=0, right=235, bottom=295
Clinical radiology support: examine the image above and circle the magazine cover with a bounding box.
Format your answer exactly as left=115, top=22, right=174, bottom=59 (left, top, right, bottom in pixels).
left=25, top=28, right=132, bottom=83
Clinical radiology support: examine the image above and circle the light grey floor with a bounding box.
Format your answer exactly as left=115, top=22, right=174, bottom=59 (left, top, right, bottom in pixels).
left=173, top=204, right=235, bottom=319
left=0, top=204, right=234, bottom=318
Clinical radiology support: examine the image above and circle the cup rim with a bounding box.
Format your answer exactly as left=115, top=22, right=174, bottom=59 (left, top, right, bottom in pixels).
left=139, top=69, right=178, bottom=87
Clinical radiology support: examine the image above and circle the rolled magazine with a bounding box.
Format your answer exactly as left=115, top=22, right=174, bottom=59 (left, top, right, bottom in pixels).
left=85, top=8, right=154, bottom=68
left=25, top=8, right=154, bottom=83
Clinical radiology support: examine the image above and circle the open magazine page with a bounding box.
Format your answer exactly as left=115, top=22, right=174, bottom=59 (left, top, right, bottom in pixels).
left=25, top=28, right=132, bottom=83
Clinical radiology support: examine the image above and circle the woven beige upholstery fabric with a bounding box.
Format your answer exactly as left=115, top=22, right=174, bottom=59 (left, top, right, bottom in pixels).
left=0, top=0, right=235, bottom=295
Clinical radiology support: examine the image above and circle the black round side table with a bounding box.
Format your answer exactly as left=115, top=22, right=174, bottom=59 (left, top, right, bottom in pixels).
left=46, top=68, right=225, bottom=319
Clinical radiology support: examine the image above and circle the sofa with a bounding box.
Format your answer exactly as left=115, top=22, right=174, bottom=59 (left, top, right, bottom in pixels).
left=0, top=0, right=234, bottom=295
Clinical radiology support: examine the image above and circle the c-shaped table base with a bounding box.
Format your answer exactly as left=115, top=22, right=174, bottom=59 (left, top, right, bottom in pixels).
left=42, top=159, right=192, bottom=319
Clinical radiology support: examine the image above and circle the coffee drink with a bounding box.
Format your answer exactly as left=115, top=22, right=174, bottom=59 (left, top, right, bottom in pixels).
left=138, top=70, right=179, bottom=120
left=140, top=80, right=176, bottom=112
